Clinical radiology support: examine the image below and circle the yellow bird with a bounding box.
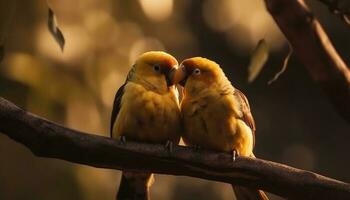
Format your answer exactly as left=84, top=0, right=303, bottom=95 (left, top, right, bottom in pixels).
left=110, top=51, right=182, bottom=200
left=176, top=57, right=269, bottom=200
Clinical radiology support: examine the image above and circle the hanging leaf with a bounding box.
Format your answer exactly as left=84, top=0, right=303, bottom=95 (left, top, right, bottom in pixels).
left=342, top=14, right=350, bottom=25
left=48, top=7, right=65, bottom=51
left=268, top=44, right=293, bottom=85
left=0, top=44, right=4, bottom=63
left=247, top=39, right=269, bottom=83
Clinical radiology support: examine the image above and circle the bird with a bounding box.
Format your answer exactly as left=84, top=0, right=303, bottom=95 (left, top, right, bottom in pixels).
left=110, top=51, right=182, bottom=200
left=176, top=57, right=269, bottom=200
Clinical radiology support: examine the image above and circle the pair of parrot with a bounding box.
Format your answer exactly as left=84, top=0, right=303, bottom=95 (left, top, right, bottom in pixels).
left=110, top=51, right=268, bottom=200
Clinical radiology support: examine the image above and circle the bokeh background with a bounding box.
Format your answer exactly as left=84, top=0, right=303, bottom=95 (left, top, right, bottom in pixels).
left=0, top=0, right=349, bottom=199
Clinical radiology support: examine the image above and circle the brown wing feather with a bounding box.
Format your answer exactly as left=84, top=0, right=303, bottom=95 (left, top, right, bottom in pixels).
left=234, top=89, right=256, bottom=146
left=110, top=67, right=135, bottom=137
left=110, top=83, right=126, bottom=137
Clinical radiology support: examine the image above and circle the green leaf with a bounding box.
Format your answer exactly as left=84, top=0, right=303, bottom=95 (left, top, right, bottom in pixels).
left=247, top=39, right=269, bottom=83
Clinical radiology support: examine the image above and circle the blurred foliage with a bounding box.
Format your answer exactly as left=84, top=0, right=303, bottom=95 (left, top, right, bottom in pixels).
left=0, top=0, right=349, bottom=200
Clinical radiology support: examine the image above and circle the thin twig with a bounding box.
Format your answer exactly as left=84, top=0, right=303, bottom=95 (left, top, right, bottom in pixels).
left=268, top=43, right=293, bottom=85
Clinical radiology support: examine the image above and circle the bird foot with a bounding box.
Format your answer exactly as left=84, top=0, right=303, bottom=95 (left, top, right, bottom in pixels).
left=119, top=136, right=127, bottom=145
left=232, top=149, right=240, bottom=162
left=165, top=140, right=174, bottom=154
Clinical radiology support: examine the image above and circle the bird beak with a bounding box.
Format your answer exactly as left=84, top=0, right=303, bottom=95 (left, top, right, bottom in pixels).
left=166, top=64, right=188, bottom=87
left=166, top=66, right=178, bottom=87
left=175, top=64, right=188, bottom=87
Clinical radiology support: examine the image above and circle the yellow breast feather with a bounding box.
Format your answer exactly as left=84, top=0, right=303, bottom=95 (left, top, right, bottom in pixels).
left=182, top=93, right=253, bottom=154
left=113, top=82, right=181, bottom=144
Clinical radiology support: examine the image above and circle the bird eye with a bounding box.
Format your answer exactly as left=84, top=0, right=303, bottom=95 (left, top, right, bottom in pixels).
left=193, top=68, right=201, bottom=75
left=153, top=64, right=161, bottom=72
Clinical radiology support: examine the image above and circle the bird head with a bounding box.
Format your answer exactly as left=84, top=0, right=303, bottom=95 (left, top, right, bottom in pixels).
left=132, top=51, right=179, bottom=92
left=175, top=57, right=230, bottom=95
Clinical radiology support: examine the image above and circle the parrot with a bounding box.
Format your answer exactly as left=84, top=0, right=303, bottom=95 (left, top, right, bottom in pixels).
left=110, top=51, right=182, bottom=200
left=176, top=57, right=269, bottom=200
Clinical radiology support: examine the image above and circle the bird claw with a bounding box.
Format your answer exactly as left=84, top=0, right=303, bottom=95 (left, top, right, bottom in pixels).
left=232, top=149, right=239, bottom=162
left=165, top=140, right=174, bottom=154
left=119, top=136, right=127, bottom=145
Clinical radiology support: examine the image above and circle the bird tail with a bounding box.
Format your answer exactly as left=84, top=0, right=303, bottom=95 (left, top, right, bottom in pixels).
left=232, top=185, right=269, bottom=200
left=116, top=171, right=154, bottom=200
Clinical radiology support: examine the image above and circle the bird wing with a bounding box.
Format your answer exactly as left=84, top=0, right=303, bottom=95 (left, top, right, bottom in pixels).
left=234, top=89, right=256, bottom=146
left=110, top=83, right=126, bottom=137
left=110, top=67, right=135, bottom=137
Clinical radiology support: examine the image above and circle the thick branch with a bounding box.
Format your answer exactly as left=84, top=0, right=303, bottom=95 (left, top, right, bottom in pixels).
left=0, top=97, right=349, bottom=199
left=265, top=0, right=350, bottom=122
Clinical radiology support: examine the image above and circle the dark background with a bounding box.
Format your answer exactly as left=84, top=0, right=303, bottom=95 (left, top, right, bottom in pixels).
left=0, top=0, right=349, bottom=199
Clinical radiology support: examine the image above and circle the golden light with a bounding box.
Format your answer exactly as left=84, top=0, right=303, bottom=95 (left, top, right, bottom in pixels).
left=115, top=21, right=144, bottom=58
left=128, top=37, right=165, bottom=65
left=4, top=53, right=42, bottom=88
left=83, top=9, right=119, bottom=49
left=138, top=0, right=174, bottom=22
left=35, top=23, right=92, bottom=65
left=203, top=0, right=285, bottom=51
left=100, top=70, right=127, bottom=107
left=66, top=94, right=101, bottom=134
left=202, top=0, right=237, bottom=32
left=75, top=166, right=118, bottom=200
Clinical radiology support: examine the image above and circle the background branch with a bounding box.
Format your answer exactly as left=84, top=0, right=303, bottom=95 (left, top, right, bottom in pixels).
left=317, top=0, right=350, bottom=25
left=264, top=0, right=350, bottom=122
left=0, top=97, right=350, bottom=200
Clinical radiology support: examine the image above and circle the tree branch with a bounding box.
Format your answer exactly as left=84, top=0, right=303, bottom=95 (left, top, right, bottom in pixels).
left=317, top=0, right=350, bottom=25
left=0, top=97, right=349, bottom=199
left=264, top=0, right=350, bottom=122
